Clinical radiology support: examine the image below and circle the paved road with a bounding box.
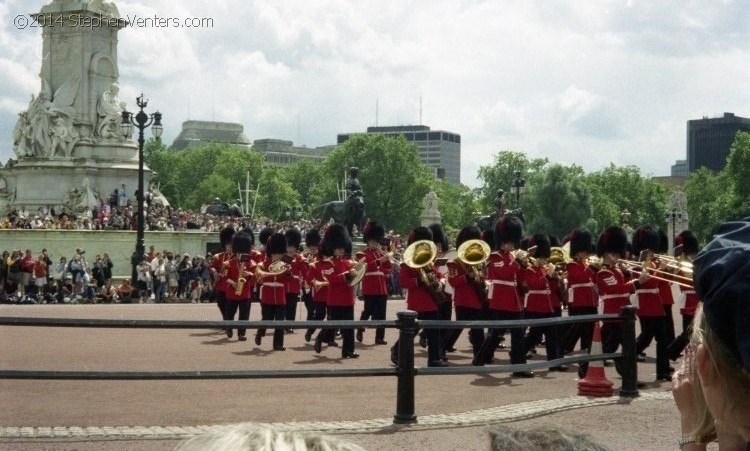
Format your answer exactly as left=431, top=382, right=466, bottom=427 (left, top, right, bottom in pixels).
left=0, top=302, right=682, bottom=450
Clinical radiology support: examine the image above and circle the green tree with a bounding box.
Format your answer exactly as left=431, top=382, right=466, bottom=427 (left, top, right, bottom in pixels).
left=433, top=180, right=477, bottom=231
left=724, top=131, right=750, bottom=217
left=684, top=168, right=734, bottom=243
left=324, top=135, right=433, bottom=233
left=254, top=166, right=300, bottom=221
left=279, top=158, right=334, bottom=217
left=476, top=151, right=549, bottom=213
left=523, top=165, right=592, bottom=239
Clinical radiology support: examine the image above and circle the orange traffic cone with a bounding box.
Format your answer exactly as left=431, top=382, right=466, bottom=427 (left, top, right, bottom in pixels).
left=577, top=320, right=614, bottom=397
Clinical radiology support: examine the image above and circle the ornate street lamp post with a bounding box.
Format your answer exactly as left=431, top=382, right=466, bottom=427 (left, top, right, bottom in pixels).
left=511, top=170, right=526, bottom=209
left=665, top=208, right=682, bottom=252
left=121, top=94, right=162, bottom=284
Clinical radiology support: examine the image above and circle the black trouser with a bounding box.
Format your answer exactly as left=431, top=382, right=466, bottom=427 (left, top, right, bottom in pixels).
left=564, top=306, right=597, bottom=353
left=452, top=306, right=486, bottom=357
left=285, top=292, right=300, bottom=322
left=303, top=291, right=314, bottom=321
left=307, top=301, right=327, bottom=337
left=359, top=294, right=387, bottom=342
left=223, top=300, right=251, bottom=337
left=319, top=306, right=355, bottom=355
left=392, top=311, right=441, bottom=364
left=524, top=311, right=562, bottom=361
left=663, top=304, right=676, bottom=344
left=668, top=314, right=694, bottom=360
left=437, top=297, right=457, bottom=352
left=636, top=316, right=670, bottom=376
left=216, top=291, right=227, bottom=319
left=257, top=304, right=285, bottom=348
left=476, top=310, right=526, bottom=365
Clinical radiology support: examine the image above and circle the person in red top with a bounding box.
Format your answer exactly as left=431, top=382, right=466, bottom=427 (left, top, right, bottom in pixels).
left=223, top=231, right=257, bottom=341
left=562, top=229, right=598, bottom=355
left=632, top=226, right=672, bottom=381
left=591, top=226, right=648, bottom=376
left=254, top=233, right=289, bottom=351
left=446, top=225, right=486, bottom=360
left=390, top=226, right=447, bottom=367
left=283, top=229, right=305, bottom=333
left=356, top=220, right=392, bottom=345
left=657, top=228, right=676, bottom=345
left=253, top=227, right=275, bottom=304
left=667, top=230, right=700, bottom=361
left=522, top=234, right=567, bottom=371
left=473, top=216, right=533, bottom=377
left=210, top=226, right=235, bottom=324
left=33, top=252, right=49, bottom=297
left=314, top=224, right=359, bottom=358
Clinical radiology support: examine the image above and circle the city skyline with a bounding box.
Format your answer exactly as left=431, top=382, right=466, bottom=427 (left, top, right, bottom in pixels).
left=0, top=0, right=748, bottom=188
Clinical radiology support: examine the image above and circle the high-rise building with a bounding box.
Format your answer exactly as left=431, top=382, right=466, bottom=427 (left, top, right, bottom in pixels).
left=337, top=125, right=461, bottom=184
left=687, top=112, right=750, bottom=172
left=671, top=159, right=687, bottom=177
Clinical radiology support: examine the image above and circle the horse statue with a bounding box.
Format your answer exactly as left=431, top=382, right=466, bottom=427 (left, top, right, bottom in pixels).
left=315, top=195, right=366, bottom=237
left=204, top=198, right=243, bottom=218
left=473, top=208, right=526, bottom=232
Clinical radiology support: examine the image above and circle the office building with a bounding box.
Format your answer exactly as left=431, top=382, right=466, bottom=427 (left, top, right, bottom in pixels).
left=337, top=125, right=461, bottom=184
left=671, top=159, right=687, bottom=177
left=252, top=139, right=333, bottom=166
left=170, top=120, right=252, bottom=151
left=687, top=112, right=750, bottom=172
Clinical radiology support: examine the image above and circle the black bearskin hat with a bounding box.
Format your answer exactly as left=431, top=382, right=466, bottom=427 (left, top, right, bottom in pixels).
left=569, top=228, right=593, bottom=256
left=597, top=226, right=628, bottom=258
left=549, top=235, right=561, bottom=247
left=481, top=228, right=495, bottom=251
left=240, top=227, right=255, bottom=247
left=675, top=230, right=699, bottom=256
left=266, top=232, right=287, bottom=256
left=493, top=215, right=523, bottom=249
left=285, top=228, right=302, bottom=249
left=305, top=229, right=322, bottom=248
left=323, top=223, right=351, bottom=253
left=258, top=227, right=275, bottom=249
left=408, top=226, right=433, bottom=245
left=529, top=234, right=551, bottom=258
left=632, top=226, right=660, bottom=256
left=428, top=223, right=449, bottom=251
left=363, top=220, right=385, bottom=243
left=455, top=225, right=481, bottom=248
left=231, top=231, right=252, bottom=254
left=219, top=226, right=235, bottom=247
left=657, top=228, right=669, bottom=254
left=519, top=236, right=531, bottom=252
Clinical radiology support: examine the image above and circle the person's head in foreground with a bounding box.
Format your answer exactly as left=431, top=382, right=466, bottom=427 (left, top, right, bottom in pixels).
left=174, top=424, right=367, bottom=451
left=487, top=425, right=610, bottom=451
left=676, top=217, right=750, bottom=448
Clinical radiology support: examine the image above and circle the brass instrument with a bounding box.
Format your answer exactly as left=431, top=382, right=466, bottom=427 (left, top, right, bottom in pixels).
left=456, top=239, right=490, bottom=306
left=255, top=260, right=289, bottom=279
left=514, top=250, right=536, bottom=268
left=235, top=277, right=246, bottom=296
left=587, top=256, right=604, bottom=271
left=348, top=259, right=367, bottom=287
left=548, top=246, right=570, bottom=278
left=617, top=258, right=693, bottom=289
left=403, top=239, right=445, bottom=305
left=220, top=259, right=232, bottom=278
left=653, top=254, right=694, bottom=276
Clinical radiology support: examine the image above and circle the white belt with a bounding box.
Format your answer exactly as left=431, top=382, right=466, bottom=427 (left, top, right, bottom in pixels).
left=490, top=280, right=517, bottom=287
left=365, top=271, right=385, bottom=276
left=682, top=290, right=696, bottom=295
left=570, top=282, right=594, bottom=289
left=526, top=289, right=550, bottom=295
left=292, top=275, right=301, bottom=280
left=636, top=288, right=659, bottom=294
left=263, top=282, right=284, bottom=288
left=601, top=293, right=629, bottom=300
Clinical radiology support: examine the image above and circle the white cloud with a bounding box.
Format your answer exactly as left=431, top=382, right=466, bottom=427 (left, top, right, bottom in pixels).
left=0, top=0, right=748, bottom=187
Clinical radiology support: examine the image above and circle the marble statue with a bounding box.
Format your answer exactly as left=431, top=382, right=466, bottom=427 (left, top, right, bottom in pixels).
left=51, top=117, right=79, bottom=157
left=97, top=82, right=126, bottom=139
left=420, top=190, right=442, bottom=226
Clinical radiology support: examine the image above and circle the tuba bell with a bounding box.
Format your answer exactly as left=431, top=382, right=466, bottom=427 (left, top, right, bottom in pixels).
left=456, top=239, right=490, bottom=305
left=402, top=240, right=445, bottom=304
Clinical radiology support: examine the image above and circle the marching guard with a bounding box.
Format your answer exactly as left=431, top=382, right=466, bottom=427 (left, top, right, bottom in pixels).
left=667, top=230, right=700, bottom=360
left=284, top=228, right=306, bottom=332
left=357, top=221, right=392, bottom=345
left=255, top=233, right=289, bottom=351
left=223, top=231, right=257, bottom=341
left=562, top=229, right=598, bottom=356
left=210, top=226, right=235, bottom=323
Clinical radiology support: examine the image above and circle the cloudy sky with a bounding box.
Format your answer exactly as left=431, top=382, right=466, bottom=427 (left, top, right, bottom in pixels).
left=1, top=0, right=748, bottom=187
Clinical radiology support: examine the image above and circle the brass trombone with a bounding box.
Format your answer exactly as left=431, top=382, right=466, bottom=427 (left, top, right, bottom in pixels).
left=617, top=259, right=693, bottom=289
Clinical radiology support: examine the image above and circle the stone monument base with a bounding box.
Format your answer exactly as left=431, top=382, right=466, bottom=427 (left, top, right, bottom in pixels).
left=1, top=149, right=151, bottom=215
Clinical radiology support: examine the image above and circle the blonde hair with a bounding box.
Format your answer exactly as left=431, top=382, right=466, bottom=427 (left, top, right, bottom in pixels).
left=689, top=308, right=750, bottom=442
left=174, top=425, right=367, bottom=451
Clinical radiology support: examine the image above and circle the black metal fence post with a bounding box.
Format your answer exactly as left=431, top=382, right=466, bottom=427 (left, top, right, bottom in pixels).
left=393, top=310, right=418, bottom=424
left=619, top=306, right=639, bottom=397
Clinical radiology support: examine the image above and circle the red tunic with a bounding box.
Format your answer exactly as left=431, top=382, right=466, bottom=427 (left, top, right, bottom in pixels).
left=596, top=266, right=634, bottom=317
left=307, top=257, right=332, bottom=303
left=486, top=251, right=522, bottom=312
left=399, top=263, right=441, bottom=313
left=327, top=256, right=356, bottom=307
left=359, top=248, right=392, bottom=296
left=658, top=279, right=674, bottom=306
left=635, top=261, right=664, bottom=317
left=521, top=265, right=553, bottom=314
left=566, top=260, right=597, bottom=308
left=210, top=252, right=234, bottom=294
left=447, top=260, right=482, bottom=310
left=258, top=260, right=287, bottom=305
left=680, top=286, right=700, bottom=316
left=548, top=276, right=563, bottom=309
left=284, top=253, right=306, bottom=295
left=225, top=258, right=257, bottom=301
